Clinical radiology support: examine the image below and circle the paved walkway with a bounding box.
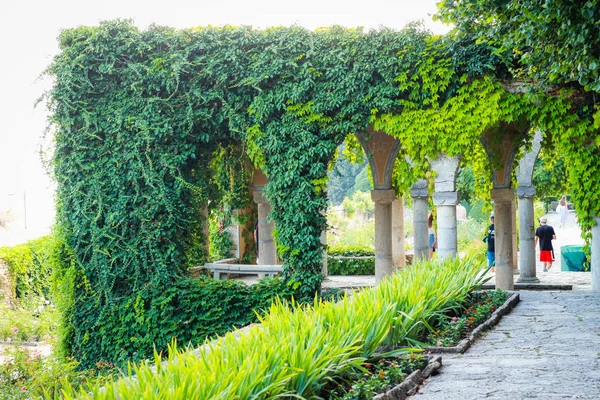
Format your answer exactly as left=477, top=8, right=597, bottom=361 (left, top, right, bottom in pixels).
left=415, top=290, right=600, bottom=399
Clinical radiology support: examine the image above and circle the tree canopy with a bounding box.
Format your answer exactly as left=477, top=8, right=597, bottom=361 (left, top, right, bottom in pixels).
left=437, top=0, right=600, bottom=93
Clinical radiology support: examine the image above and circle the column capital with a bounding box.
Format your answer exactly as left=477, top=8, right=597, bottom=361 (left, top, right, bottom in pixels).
left=252, top=186, right=267, bottom=204
left=371, top=189, right=395, bottom=204
left=492, top=188, right=515, bottom=203
left=432, top=191, right=459, bottom=206
left=516, top=185, right=535, bottom=199
left=410, top=179, right=429, bottom=199
left=410, top=187, right=429, bottom=199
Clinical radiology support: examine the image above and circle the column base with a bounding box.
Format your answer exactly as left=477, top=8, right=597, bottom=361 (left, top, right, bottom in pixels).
left=517, top=276, right=540, bottom=284
left=513, top=268, right=520, bottom=275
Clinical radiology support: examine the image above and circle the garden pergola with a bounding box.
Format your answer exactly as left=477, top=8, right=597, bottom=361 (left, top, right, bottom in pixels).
left=46, top=20, right=600, bottom=366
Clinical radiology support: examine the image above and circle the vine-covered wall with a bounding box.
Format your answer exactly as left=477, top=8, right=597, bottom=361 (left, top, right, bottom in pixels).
left=46, top=20, right=599, bottom=367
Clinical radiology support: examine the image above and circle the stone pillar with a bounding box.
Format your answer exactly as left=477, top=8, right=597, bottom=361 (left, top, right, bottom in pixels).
left=201, top=204, right=210, bottom=260
left=252, top=187, right=277, bottom=265
left=517, top=186, right=539, bottom=283
left=410, top=179, right=429, bottom=260
left=430, top=154, right=461, bottom=260
left=321, top=230, right=328, bottom=277
left=592, top=217, right=600, bottom=291
left=516, top=129, right=543, bottom=282
left=392, top=196, right=406, bottom=270
left=432, top=192, right=459, bottom=260
left=492, top=188, right=515, bottom=290
left=372, top=189, right=395, bottom=282
left=511, top=196, right=519, bottom=273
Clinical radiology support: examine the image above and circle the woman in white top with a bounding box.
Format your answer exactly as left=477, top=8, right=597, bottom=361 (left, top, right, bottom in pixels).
left=557, top=195, right=568, bottom=229
left=428, top=212, right=436, bottom=258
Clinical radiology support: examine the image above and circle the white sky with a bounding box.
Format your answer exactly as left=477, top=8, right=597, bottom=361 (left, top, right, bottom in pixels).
left=0, top=0, right=449, bottom=239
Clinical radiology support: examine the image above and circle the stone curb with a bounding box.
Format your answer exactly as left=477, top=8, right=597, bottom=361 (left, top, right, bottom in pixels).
left=373, top=355, right=443, bottom=400
left=481, top=283, right=572, bottom=290
left=422, top=292, right=520, bottom=354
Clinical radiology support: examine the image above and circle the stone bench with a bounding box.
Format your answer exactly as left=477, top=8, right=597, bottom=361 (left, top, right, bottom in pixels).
left=193, top=259, right=283, bottom=280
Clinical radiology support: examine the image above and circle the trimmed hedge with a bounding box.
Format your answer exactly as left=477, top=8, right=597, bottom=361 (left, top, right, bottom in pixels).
left=0, top=236, right=55, bottom=301
left=327, top=245, right=375, bottom=275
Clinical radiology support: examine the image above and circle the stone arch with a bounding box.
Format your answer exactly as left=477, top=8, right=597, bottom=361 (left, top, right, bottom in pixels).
left=355, top=128, right=401, bottom=281
left=480, top=122, right=531, bottom=290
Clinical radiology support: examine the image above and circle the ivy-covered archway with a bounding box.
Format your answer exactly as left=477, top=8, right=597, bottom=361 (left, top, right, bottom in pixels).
left=46, top=20, right=599, bottom=366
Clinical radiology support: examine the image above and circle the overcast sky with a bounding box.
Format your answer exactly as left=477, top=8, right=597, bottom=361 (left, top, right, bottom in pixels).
left=0, top=0, right=449, bottom=235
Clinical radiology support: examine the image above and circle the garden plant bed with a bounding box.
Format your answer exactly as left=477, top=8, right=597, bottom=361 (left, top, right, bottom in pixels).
left=323, top=352, right=440, bottom=399
left=424, top=291, right=520, bottom=354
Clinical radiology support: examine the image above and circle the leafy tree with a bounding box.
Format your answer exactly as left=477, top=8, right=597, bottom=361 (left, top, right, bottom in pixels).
left=350, top=167, right=372, bottom=196
left=532, top=150, right=568, bottom=204
left=327, top=145, right=366, bottom=206
left=342, top=191, right=374, bottom=219
left=456, top=165, right=476, bottom=205
left=437, top=0, right=600, bottom=92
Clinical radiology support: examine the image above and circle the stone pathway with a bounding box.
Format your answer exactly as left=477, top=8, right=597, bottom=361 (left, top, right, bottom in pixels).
left=414, top=290, right=600, bottom=399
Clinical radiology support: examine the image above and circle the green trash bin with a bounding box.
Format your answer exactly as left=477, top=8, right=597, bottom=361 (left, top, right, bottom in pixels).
left=560, top=245, right=588, bottom=271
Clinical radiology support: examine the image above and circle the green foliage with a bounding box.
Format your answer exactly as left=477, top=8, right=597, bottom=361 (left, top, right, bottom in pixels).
left=64, top=276, right=315, bottom=369
left=342, top=190, right=374, bottom=219
left=466, top=199, right=489, bottom=223
left=328, top=245, right=375, bottom=275
left=208, top=210, right=234, bottom=261
left=46, top=19, right=600, bottom=368
left=428, top=289, right=508, bottom=347
left=437, top=0, right=600, bottom=92
left=0, top=300, right=58, bottom=343
left=534, top=201, right=546, bottom=226
left=457, top=218, right=487, bottom=250
left=0, top=236, right=56, bottom=300
left=327, top=204, right=375, bottom=249
left=327, top=144, right=367, bottom=206
left=60, top=257, right=486, bottom=399
left=532, top=150, right=568, bottom=203
left=328, top=354, right=427, bottom=399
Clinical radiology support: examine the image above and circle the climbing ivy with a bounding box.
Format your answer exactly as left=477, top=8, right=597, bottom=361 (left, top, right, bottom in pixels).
left=45, top=20, right=599, bottom=367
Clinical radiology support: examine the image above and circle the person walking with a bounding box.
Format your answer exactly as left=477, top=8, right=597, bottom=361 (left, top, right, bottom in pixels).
left=535, top=216, right=557, bottom=272
left=483, top=214, right=495, bottom=272
left=556, top=195, right=568, bottom=229
left=428, top=212, right=437, bottom=258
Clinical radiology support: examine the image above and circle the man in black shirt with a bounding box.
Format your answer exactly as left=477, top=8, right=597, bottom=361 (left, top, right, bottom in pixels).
left=483, top=215, right=495, bottom=272
left=535, top=216, right=556, bottom=272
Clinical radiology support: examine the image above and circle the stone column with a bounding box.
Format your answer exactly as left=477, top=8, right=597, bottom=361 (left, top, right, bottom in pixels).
left=201, top=204, right=210, bottom=260
left=410, top=179, right=429, bottom=260
left=492, top=188, right=515, bottom=290
left=511, top=196, right=519, bottom=274
left=392, top=196, right=406, bottom=270
left=430, top=154, right=461, bottom=260
left=433, top=192, right=459, bottom=260
left=252, top=187, right=277, bottom=265
left=517, top=186, right=539, bottom=283
left=592, top=217, right=600, bottom=291
left=516, top=129, right=543, bottom=282
left=321, top=230, right=328, bottom=277
left=372, top=189, right=395, bottom=282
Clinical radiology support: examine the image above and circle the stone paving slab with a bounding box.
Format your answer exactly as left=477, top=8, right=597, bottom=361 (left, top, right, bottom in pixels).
left=414, top=291, right=600, bottom=399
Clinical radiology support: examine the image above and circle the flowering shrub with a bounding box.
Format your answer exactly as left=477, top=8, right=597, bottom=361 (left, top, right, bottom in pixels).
left=429, top=289, right=508, bottom=347
left=327, top=353, right=427, bottom=399
left=0, top=346, right=115, bottom=399
left=0, top=299, right=58, bottom=343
